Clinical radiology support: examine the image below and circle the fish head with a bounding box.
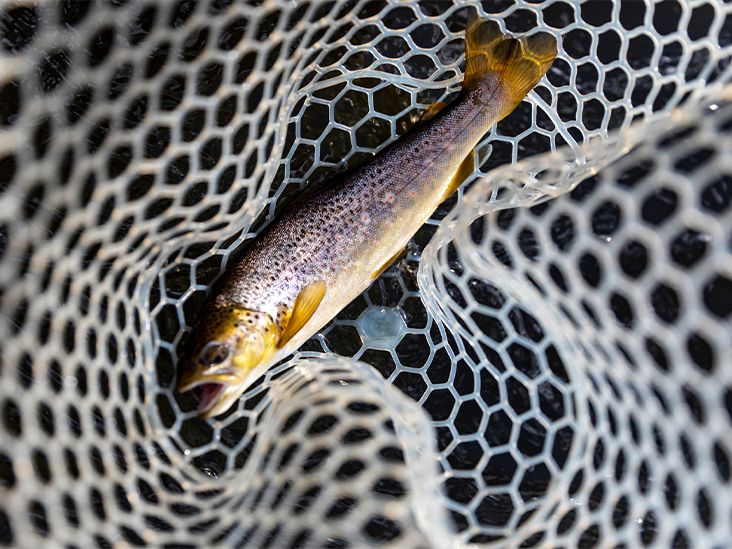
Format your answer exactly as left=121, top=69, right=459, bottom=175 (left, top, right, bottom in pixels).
left=177, top=305, right=279, bottom=418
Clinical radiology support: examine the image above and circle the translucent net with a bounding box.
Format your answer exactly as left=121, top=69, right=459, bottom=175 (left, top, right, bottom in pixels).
left=1, top=0, right=731, bottom=547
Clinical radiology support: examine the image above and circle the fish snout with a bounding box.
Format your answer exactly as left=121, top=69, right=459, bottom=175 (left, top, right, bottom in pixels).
left=177, top=340, right=241, bottom=393
left=176, top=366, right=248, bottom=418
left=176, top=366, right=242, bottom=393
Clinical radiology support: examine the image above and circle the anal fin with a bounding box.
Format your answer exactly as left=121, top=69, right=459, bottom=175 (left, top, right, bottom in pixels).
left=443, top=149, right=475, bottom=201
left=278, top=280, right=326, bottom=348
left=372, top=247, right=407, bottom=280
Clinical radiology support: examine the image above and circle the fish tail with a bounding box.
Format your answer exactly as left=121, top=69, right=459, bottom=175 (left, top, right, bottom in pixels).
left=463, top=15, right=557, bottom=117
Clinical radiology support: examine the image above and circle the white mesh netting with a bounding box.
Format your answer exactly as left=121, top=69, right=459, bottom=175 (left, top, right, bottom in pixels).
left=1, top=0, right=731, bottom=547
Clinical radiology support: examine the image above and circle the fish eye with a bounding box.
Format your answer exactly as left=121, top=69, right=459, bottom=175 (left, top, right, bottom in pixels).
left=200, top=342, right=230, bottom=367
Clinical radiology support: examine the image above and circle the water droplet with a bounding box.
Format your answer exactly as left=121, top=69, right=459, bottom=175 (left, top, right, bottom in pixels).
left=356, top=306, right=407, bottom=350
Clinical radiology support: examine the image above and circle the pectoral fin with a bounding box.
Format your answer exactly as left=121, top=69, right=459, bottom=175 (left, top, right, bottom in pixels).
left=278, top=280, right=326, bottom=348
left=443, top=149, right=476, bottom=201
left=419, top=101, right=448, bottom=124
left=371, top=247, right=407, bottom=280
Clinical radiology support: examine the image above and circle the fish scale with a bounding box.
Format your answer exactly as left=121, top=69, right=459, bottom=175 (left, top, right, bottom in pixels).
left=220, top=82, right=499, bottom=320
left=179, top=17, right=558, bottom=418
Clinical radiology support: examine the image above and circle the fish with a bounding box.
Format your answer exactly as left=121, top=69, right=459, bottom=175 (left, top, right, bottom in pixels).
left=177, top=16, right=558, bottom=418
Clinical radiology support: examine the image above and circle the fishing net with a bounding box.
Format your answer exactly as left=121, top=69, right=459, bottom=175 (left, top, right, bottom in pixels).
left=1, top=0, right=731, bottom=547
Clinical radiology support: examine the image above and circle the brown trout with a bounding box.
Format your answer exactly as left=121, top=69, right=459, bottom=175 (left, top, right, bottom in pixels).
left=178, top=17, right=557, bottom=417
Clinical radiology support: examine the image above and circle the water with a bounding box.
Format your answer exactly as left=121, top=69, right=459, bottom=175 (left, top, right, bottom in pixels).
left=355, top=306, right=407, bottom=351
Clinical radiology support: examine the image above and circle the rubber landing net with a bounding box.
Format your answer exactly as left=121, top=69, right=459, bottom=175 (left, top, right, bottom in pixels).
left=1, top=1, right=731, bottom=547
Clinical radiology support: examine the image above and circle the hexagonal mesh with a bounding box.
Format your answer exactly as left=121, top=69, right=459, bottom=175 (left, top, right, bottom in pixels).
left=0, top=0, right=731, bottom=547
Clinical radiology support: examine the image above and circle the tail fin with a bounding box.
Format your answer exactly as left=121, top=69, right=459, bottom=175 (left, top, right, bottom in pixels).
left=463, top=16, right=557, bottom=116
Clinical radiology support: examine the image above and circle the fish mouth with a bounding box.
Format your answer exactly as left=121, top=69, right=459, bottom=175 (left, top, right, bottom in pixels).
left=177, top=359, right=271, bottom=418
left=177, top=373, right=241, bottom=418
left=196, top=383, right=226, bottom=416
left=177, top=370, right=239, bottom=393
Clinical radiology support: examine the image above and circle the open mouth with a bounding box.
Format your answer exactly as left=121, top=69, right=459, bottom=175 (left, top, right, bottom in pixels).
left=196, top=383, right=226, bottom=415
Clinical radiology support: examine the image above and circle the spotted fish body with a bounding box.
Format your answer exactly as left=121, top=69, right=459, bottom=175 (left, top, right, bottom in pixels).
left=221, top=82, right=505, bottom=347
left=178, top=18, right=558, bottom=417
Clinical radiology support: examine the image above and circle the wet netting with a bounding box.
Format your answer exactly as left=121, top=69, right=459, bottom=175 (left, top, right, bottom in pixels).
left=1, top=0, right=731, bottom=547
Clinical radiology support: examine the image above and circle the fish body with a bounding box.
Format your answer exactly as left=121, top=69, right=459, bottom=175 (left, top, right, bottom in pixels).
left=178, top=17, right=558, bottom=417
left=220, top=85, right=499, bottom=351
